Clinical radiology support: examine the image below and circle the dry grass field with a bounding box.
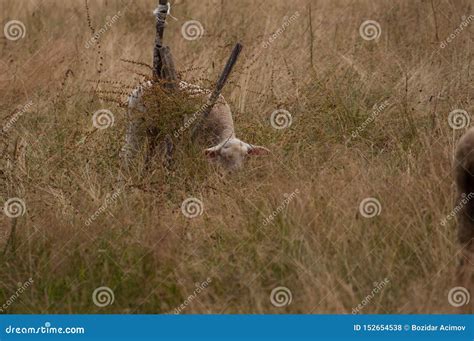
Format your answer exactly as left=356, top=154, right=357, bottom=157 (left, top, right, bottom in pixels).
left=0, top=0, right=473, bottom=314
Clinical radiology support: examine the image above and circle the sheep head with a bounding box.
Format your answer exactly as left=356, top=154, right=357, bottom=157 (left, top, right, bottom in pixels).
left=204, top=137, right=269, bottom=171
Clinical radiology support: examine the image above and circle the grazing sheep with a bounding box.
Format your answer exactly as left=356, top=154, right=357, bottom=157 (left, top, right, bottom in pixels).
left=120, top=80, right=269, bottom=171
left=453, top=127, right=474, bottom=306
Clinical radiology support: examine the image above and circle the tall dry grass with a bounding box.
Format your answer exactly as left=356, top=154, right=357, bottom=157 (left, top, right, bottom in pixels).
left=0, top=0, right=473, bottom=313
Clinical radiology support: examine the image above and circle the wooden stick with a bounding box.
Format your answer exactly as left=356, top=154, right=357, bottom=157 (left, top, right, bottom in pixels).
left=157, top=0, right=167, bottom=42
left=190, top=43, right=243, bottom=140
left=150, top=1, right=178, bottom=169
left=152, top=1, right=177, bottom=88
left=208, top=43, right=243, bottom=106
left=159, top=46, right=178, bottom=89
left=153, top=0, right=169, bottom=80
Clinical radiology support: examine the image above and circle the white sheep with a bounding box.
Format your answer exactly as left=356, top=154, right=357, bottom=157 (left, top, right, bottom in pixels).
left=120, top=80, right=269, bottom=171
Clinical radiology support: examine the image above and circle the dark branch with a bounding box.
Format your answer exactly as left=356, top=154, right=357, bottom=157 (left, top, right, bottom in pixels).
left=208, top=43, right=243, bottom=106
left=190, top=43, right=243, bottom=140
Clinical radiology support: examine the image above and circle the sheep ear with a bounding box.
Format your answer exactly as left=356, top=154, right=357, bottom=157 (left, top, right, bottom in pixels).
left=204, top=146, right=221, bottom=158
left=247, top=145, right=270, bottom=156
